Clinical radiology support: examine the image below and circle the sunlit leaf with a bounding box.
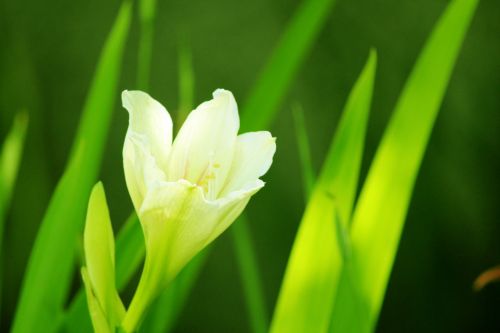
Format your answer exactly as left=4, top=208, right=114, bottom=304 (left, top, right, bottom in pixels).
left=65, top=213, right=144, bottom=333
left=329, top=1, right=479, bottom=331
left=270, top=51, right=376, bottom=333
left=11, top=2, right=132, bottom=332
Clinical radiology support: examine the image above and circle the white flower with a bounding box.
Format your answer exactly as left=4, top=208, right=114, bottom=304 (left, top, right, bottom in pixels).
left=121, top=89, right=275, bottom=331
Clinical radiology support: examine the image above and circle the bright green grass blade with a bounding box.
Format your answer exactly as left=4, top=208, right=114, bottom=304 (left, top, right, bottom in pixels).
left=136, top=0, right=157, bottom=90
left=0, top=111, right=28, bottom=245
left=230, top=216, right=268, bottom=333
left=65, top=213, right=143, bottom=333
left=270, top=51, right=376, bottom=333
left=240, top=0, right=336, bottom=132
left=11, top=3, right=132, bottom=332
left=292, top=104, right=316, bottom=199
left=329, top=1, right=479, bottom=332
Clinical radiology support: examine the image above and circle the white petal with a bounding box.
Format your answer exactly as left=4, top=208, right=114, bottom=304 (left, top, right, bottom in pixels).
left=139, top=178, right=262, bottom=282
left=122, top=90, right=173, bottom=171
left=220, top=131, right=276, bottom=196
left=123, top=133, right=166, bottom=212
left=167, top=89, right=239, bottom=199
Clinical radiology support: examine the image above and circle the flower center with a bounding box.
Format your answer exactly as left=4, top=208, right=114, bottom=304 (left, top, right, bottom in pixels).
left=196, top=154, right=221, bottom=200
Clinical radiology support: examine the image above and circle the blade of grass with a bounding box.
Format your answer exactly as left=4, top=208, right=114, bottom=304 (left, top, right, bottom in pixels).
left=137, top=0, right=157, bottom=90
left=11, top=3, right=132, bottom=332
left=230, top=215, right=269, bottom=333
left=270, top=51, right=376, bottom=333
left=292, top=104, right=316, bottom=199
left=329, top=1, right=479, bottom=332
left=240, top=0, right=336, bottom=132
left=0, top=111, right=28, bottom=315
left=0, top=112, right=28, bottom=247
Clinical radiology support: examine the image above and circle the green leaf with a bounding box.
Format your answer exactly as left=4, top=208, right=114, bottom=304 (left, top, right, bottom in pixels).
left=0, top=111, right=28, bottom=247
left=65, top=214, right=144, bottom=333
left=270, top=51, right=376, bottom=333
left=0, top=111, right=28, bottom=315
left=83, top=182, right=124, bottom=331
left=11, top=2, right=132, bottom=332
left=230, top=216, right=269, bottom=333
left=81, top=268, right=111, bottom=333
left=292, top=104, right=316, bottom=199
left=240, top=0, right=336, bottom=132
left=329, top=1, right=479, bottom=332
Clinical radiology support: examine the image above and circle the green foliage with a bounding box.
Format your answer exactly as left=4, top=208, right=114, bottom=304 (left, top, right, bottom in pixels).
left=292, top=104, right=316, bottom=199
left=65, top=0, right=338, bottom=330
left=65, top=214, right=144, bottom=333
left=269, top=51, right=376, bottom=333
left=0, top=111, right=28, bottom=314
left=231, top=216, right=269, bottom=333
left=329, top=0, right=479, bottom=331
left=11, top=2, right=132, bottom=332
left=240, top=0, right=337, bottom=132
left=82, top=182, right=124, bottom=332
left=0, top=112, right=28, bottom=245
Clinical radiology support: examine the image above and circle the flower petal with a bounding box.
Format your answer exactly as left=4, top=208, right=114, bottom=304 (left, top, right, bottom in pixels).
left=167, top=89, right=239, bottom=200
left=122, top=90, right=173, bottom=171
left=123, top=133, right=166, bottom=212
left=139, top=178, right=262, bottom=282
left=220, top=131, right=276, bottom=196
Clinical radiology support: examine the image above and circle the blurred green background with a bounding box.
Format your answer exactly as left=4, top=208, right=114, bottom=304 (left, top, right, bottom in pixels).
left=0, top=0, right=499, bottom=332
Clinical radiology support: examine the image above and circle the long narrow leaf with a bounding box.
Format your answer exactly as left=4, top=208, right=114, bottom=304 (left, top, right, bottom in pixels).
left=329, top=1, right=478, bottom=332
left=231, top=216, right=269, bottom=333
left=292, top=104, right=316, bottom=199
left=0, top=112, right=28, bottom=245
left=11, top=3, right=132, bottom=332
left=0, top=111, right=28, bottom=315
left=241, top=0, right=336, bottom=132
left=270, top=51, right=376, bottom=333
left=65, top=213, right=144, bottom=333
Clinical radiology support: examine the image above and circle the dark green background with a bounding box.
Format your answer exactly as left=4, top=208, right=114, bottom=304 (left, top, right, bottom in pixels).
left=1, top=0, right=499, bottom=332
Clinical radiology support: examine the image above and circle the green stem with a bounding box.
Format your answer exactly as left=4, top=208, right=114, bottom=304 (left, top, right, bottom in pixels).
left=231, top=216, right=268, bottom=333
left=121, top=252, right=161, bottom=332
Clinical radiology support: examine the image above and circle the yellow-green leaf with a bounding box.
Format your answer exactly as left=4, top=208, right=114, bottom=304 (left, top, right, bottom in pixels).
left=329, top=1, right=479, bottom=332
left=270, top=50, right=376, bottom=333
left=83, top=182, right=124, bottom=330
